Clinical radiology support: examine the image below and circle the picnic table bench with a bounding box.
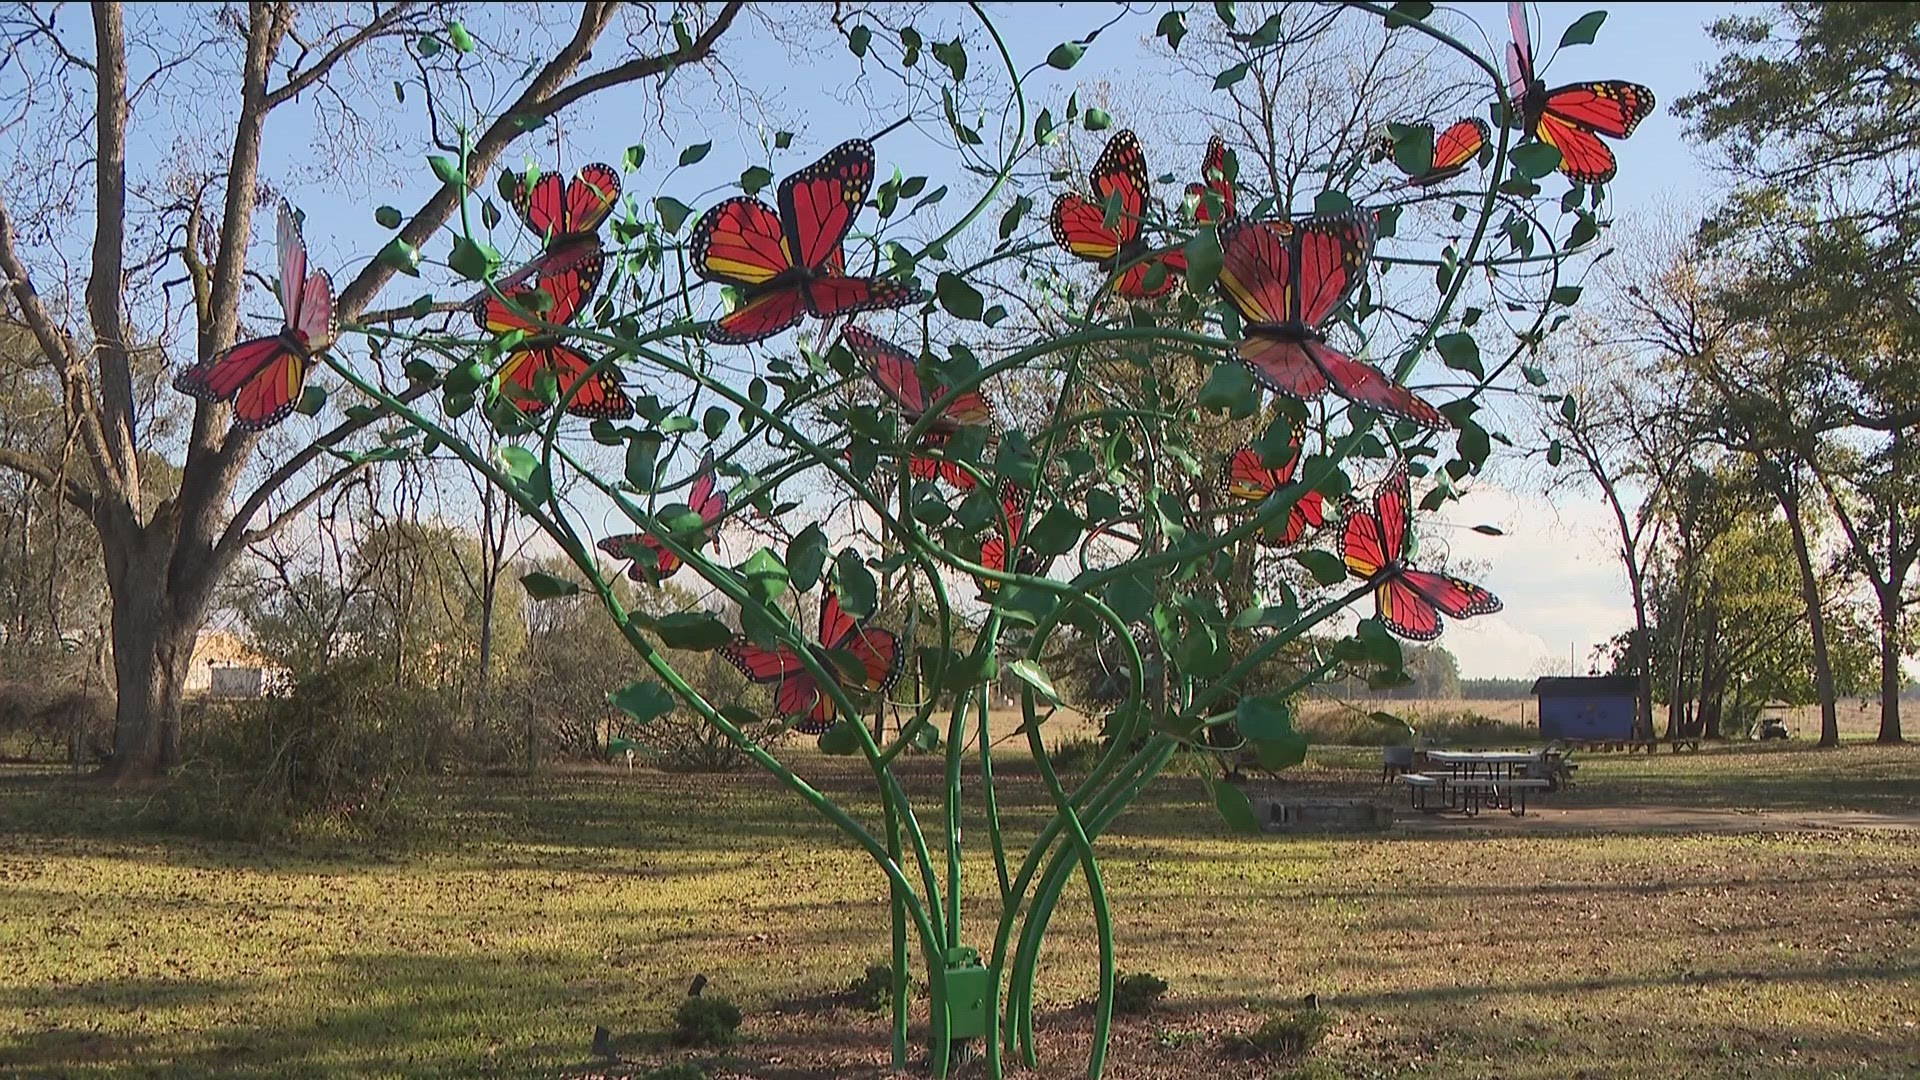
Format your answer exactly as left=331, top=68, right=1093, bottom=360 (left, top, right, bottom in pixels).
left=1398, top=773, right=1552, bottom=816
left=1393, top=746, right=1573, bottom=817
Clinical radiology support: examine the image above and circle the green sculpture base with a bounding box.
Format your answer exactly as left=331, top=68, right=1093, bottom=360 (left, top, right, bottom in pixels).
left=942, top=946, right=995, bottom=1041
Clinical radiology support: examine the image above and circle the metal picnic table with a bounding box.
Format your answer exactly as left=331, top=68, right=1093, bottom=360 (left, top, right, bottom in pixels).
left=1398, top=749, right=1560, bottom=816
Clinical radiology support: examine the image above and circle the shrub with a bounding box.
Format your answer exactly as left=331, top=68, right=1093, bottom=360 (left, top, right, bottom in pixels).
left=672, top=995, right=742, bottom=1047
left=1233, top=1007, right=1333, bottom=1057
left=1111, top=971, right=1169, bottom=1015
left=171, top=661, right=462, bottom=835
left=0, top=681, right=112, bottom=764
left=844, top=963, right=898, bottom=1012
left=1047, top=734, right=1105, bottom=773
left=640, top=1065, right=707, bottom=1080
left=1296, top=707, right=1536, bottom=747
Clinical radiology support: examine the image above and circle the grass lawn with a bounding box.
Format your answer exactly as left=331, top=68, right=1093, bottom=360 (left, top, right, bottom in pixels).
left=0, top=741, right=1916, bottom=1078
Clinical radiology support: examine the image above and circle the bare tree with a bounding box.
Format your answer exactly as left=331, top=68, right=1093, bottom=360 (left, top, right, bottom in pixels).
left=0, top=1, right=749, bottom=775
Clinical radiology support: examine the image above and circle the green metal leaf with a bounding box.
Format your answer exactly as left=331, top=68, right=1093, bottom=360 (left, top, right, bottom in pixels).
left=448, top=236, right=500, bottom=281
left=833, top=550, right=877, bottom=618
left=448, top=21, right=475, bottom=53
left=609, top=681, right=675, bottom=724
left=678, top=142, right=712, bottom=166
left=1390, top=124, right=1435, bottom=179
left=1558, top=10, right=1606, bottom=48
left=1156, top=10, right=1186, bottom=49
left=936, top=272, right=985, bottom=320
left=817, top=721, right=863, bottom=755
left=1197, top=361, right=1258, bottom=417
left=377, top=238, right=422, bottom=276
left=848, top=24, right=871, bottom=56
left=294, top=385, right=326, bottom=417
left=374, top=205, right=403, bottom=229
left=1237, top=695, right=1306, bottom=755
left=1025, top=505, right=1085, bottom=558
left=1047, top=41, right=1085, bottom=69
left=1294, top=549, right=1348, bottom=586
left=787, top=524, right=828, bottom=592
left=1435, top=332, right=1484, bottom=379
left=1252, top=414, right=1296, bottom=468
left=1102, top=573, right=1156, bottom=623
left=1385, top=0, right=1434, bottom=28
left=427, top=154, right=464, bottom=187
left=1205, top=779, right=1261, bottom=835
left=1213, top=62, right=1249, bottom=90
left=1357, top=617, right=1404, bottom=670
left=1509, top=142, right=1563, bottom=180
left=1183, top=225, right=1223, bottom=296
left=1007, top=659, right=1063, bottom=705
left=655, top=197, right=693, bottom=234
left=741, top=548, right=789, bottom=605
left=519, top=571, right=579, bottom=600
left=655, top=611, right=732, bottom=651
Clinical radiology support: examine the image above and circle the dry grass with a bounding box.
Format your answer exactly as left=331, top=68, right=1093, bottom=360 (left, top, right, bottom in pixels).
left=0, top=741, right=1916, bottom=1078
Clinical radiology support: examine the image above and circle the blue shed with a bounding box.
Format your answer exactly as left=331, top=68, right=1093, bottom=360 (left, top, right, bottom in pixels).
left=1530, top=675, right=1639, bottom=741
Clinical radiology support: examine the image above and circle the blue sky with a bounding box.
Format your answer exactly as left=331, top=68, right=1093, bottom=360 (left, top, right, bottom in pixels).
left=227, top=2, right=1738, bottom=680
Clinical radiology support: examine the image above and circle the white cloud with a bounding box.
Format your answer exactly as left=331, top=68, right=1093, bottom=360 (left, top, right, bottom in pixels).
left=1424, top=482, right=1637, bottom=679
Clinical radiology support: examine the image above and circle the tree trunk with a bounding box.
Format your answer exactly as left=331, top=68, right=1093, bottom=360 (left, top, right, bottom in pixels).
left=1877, top=587, right=1904, bottom=744
left=1778, top=483, right=1841, bottom=747
left=99, top=519, right=214, bottom=777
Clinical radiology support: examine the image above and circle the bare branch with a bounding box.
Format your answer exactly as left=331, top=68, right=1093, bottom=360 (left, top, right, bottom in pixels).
left=0, top=446, right=98, bottom=514
left=262, top=2, right=422, bottom=110
left=541, top=1, right=746, bottom=115
left=238, top=459, right=378, bottom=550
left=87, top=0, right=137, bottom=503
left=216, top=382, right=435, bottom=560
left=335, top=0, right=746, bottom=319
left=0, top=188, right=114, bottom=497
left=0, top=192, right=79, bottom=370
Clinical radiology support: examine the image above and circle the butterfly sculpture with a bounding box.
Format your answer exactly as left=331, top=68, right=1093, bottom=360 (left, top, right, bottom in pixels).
left=173, top=200, right=334, bottom=431
left=473, top=263, right=632, bottom=420
left=490, top=163, right=621, bottom=296
left=1341, top=461, right=1502, bottom=641
left=597, top=454, right=729, bottom=584
left=691, top=139, right=925, bottom=344
left=1375, top=119, right=1490, bottom=187
left=721, top=587, right=904, bottom=734
left=473, top=164, right=632, bottom=419
left=1216, top=210, right=1446, bottom=429
left=1186, top=135, right=1236, bottom=224
left=1506, top=1, right=1655, bottom=185
left=1051, top=129, right=1187, bottom=299
left=978, top=481, right=1050, bottom=595
left=1223, top=436, right=1326, bottom=546
left=844, top=325, right=995, bottom=491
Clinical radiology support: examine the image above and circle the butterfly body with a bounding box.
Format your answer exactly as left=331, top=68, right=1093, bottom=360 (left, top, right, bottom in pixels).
left=1223, top=441, right=1325, bottom=546
left=1376, top=118, right=1490, bottom=187
left=693, top=140, right=925, bottom=344
left=1051, top=129, right=1187, bottom=299
left=978, top=481, right=1050, bottom=595
left=1185, top=135, right=1237, bottom=225
left=844, top=325, right=994, bottom=491
left=471, top=164, right=633, bottom=420
left=1341, top=462, right=1501, bottom=641
left=1505, top=2, right=1655, bottom=184
left=1216, top=212, right=1446, bottom=429
left=722, top=589, right=903, bottom=734
left=598, top=455, right=729, bottom=583
left=173, top=200, right=334, bottom=431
